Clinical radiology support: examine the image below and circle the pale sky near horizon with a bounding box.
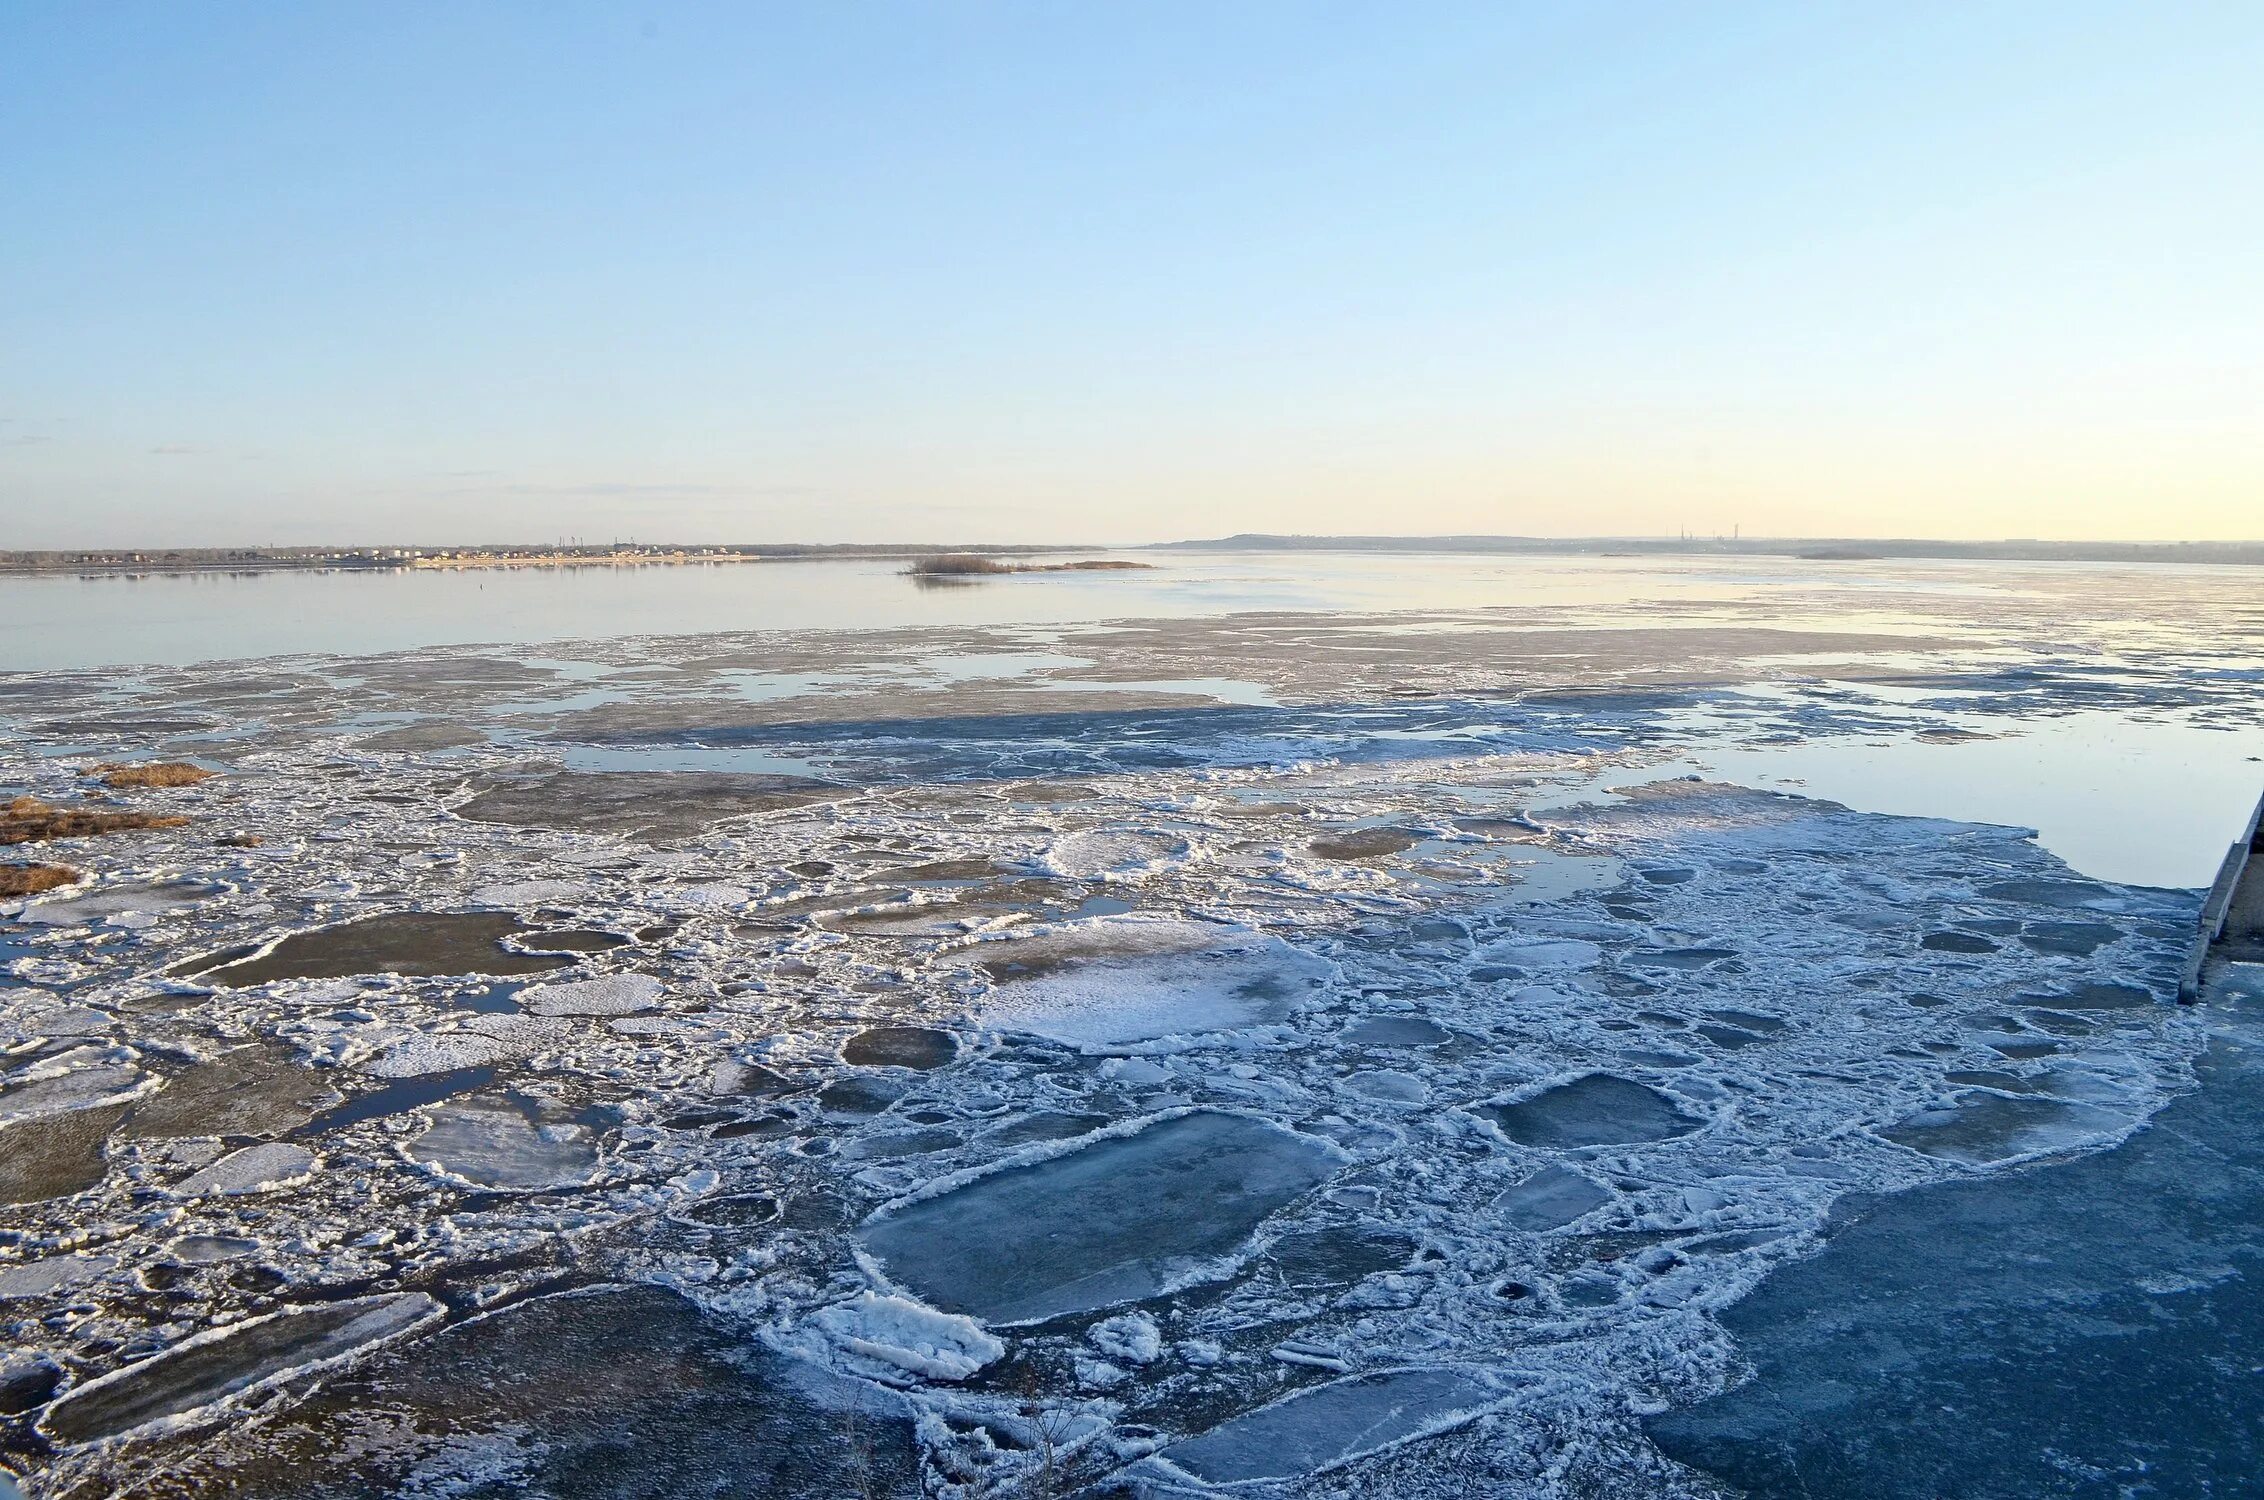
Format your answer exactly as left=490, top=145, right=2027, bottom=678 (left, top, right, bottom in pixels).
left=3, top=2, right=2259, bottom=547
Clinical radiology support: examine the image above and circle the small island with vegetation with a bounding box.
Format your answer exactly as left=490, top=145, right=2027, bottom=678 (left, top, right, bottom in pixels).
left=904, top=554, right=1154, bottom=578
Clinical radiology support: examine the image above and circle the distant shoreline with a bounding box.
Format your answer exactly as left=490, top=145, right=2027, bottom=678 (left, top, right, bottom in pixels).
left=408, top=549, right=762, bottom=571
left=1153, top=533, right=2264, bottom=567
left=6, top=533, right=2263, bottom=577
left=0, top=543, right=1111, bottom=577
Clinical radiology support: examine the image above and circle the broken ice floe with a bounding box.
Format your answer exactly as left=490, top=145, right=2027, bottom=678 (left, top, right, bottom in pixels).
left=18, top=881, right=217, bottom=929
left=1879, top=1092, right=2133, bottom=1165
left=404, top=1097, right=601, bottom=1190
left=40, top=1292, right=441, bottom=1444
left=1154, top=1367, right=1503, bottom=1485
left=187, top=911, right=575, bottom=986
left=0, top=1253, right=116, bottom=1300
left=0, top=1063, right=151, bottom=1126
left=860, top=1111, right=1345, bottom=1322
left=469, top=878, right=589, bottom=907
left=166, top=1235, right=259, bottom=1264
left=1483, top=1074, right=1705, bottom=1149
left=1493, top=1164, right=1615, bottom=1230
left=1041, top=827, right=1191, bottom=880
left=174, top=1141, right=319, bottom=1197
left=843, top=1024, right=959, bottom=1069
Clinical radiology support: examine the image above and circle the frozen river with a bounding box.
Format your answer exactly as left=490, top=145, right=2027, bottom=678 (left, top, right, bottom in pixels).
left=0, top=554, right=2259, bottom=1496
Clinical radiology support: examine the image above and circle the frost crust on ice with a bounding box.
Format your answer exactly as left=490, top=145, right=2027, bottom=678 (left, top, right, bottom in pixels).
left=812, top=1292, right=1004, bottom=1381
left=967, top=917, right=1330, bottom=1050
left=520, top=972, right=664, bottom=1016
left=1089, top=1311, right=1164, bottom=1365
left=174, top=1142, right=319, bottom=1197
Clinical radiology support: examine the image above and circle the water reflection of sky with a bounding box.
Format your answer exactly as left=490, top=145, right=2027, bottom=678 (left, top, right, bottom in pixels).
left=1539, top=706, right=2261, bottom=890
left=7, top=550, right=2259, bottom=893
left=10, top=550, right=2264, bottom=671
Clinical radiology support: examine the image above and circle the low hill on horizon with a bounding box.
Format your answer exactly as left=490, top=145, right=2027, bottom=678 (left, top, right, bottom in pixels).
left=1152, top=533, right=2264, bottom=566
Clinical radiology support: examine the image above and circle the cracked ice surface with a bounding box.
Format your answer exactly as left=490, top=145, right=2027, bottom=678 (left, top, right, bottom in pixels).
left=0, top=572, right=2259, bottom=1498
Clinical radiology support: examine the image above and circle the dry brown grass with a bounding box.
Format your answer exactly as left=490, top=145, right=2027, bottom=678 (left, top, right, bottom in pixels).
left=0, top=862, right=82, bottom=898
left=86, top=761, right=216, bottom=789
left=1, top=794, right=193, bottom=845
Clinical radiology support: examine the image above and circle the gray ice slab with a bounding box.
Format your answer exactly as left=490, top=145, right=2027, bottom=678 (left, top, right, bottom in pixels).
left=0, top=1102, right=130, bottom=1203
left=2018, top=981, right=2157, bottom=1011
left=858, top=1111, right=1340, bottom=1323
left=42, top=1293, right=439, bottom=1444
left=1266, top=1225, right=1416, bottom=1287
left=454, top=770, right=837, bottom=839
left=1878, top=1092, right=2126, bottom=1165
left=1485, top=1074, right=1703, bottom=1149
left=0, top=1065, right=144, bottom=1126
left=1494, top=1164, right=1613, bottom=1230
left=1341, top=1015, right=1452, bottom=1047
left=190, top=911, right=574, bottom=987
left=406, top=1098, right=600, bottom=1190
left=18, top=881, right=216, bottom=927
left=1163, top=1367, right=1496, bottom=1483
left=843, top=1025, right=958, bottom=1070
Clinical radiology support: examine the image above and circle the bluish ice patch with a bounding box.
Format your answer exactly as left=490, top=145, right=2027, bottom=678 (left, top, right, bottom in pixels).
left=1028, top=676, right=1281, bottom=707
left=554, top=741, right=833, bottom=779
left=530, top=698, right=1648, bottom=788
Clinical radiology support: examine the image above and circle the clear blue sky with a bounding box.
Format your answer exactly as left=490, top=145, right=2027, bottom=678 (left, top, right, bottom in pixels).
left=3, top=2, right=2259, bottom=546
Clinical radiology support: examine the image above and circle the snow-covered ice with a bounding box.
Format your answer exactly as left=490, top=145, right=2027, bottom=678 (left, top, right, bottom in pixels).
left=519, top=971, right=664, bottom=1016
